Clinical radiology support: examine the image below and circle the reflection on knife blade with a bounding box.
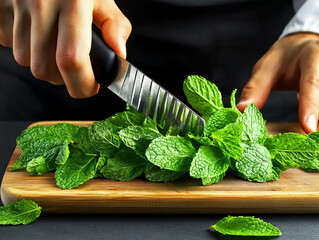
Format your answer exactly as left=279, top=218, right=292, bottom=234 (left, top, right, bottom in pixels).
left=91, top=31, right=205, bottom=135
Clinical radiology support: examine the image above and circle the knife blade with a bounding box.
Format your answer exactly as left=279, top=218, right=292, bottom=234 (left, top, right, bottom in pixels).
left=90, top=31, right=205, bottom=135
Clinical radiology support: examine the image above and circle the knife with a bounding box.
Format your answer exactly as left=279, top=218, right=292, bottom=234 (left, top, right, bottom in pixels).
left=90, top=31, right=205, bottom=135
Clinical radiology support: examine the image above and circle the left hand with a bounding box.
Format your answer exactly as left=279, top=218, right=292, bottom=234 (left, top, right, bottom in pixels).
left=237, top=32, right=319, bottom=133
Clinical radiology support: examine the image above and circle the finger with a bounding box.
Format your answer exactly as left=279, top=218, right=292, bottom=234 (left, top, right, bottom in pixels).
left=0, top=0, right=14, bottom=47
left=56, top=0, right=99, bottom=98
left=93, top=0, right=132, bottom=59
left=12, top=0, right=31, bottom=66
left=298, top=47, right=319, bottom=133
left=29, top=0, right=64, bottom=85
left=237, top=50, right=282, bottom=112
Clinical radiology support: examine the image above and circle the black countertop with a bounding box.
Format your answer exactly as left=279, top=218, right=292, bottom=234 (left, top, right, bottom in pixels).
left=1, top=121, right=319, bottom=240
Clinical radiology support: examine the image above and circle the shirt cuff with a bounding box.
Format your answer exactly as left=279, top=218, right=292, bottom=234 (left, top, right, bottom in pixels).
left=280, top=0, right=319, bottom=39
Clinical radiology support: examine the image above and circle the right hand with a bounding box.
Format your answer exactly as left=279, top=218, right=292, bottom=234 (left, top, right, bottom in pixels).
left=0, top=0, right=132, bottom=98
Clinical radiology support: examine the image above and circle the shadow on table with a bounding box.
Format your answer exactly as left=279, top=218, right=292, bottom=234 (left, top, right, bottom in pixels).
left=208, top=231, right=280, bottom=240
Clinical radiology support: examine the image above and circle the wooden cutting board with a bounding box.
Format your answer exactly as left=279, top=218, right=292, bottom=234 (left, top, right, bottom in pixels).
left=2, top=121, right=319, bottom=214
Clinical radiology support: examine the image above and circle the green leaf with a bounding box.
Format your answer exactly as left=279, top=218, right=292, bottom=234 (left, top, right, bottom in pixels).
left=101, top=148, right=147, bottom=181
left=142, top=117, right=159, bottom=131
left=144, top=162, right=186, bottom=182
left=146, top=136, right=196, bottom=172
left=183, top=75, right=223, bottom=118
left=204, top=108, right=240, bottom=136
left=308, top=131, right=319, bottom=143
left=230, top=89, right=241, bottom=113
left=94, top=156, right=108, bottom=178
left=0, top=199, right=41, bottom=225
left=265, top=133, right=319, bottom=171
left=26, top=156, right=52, bottom=175
left=209, top=216, right=282, bottom=236
left=165, top=126, right=182, bottom=136
left=12, top=123, right=79, bottom=170
left=55, top=154, right=97, bottom=189
left=88, top=119, right=121, bottom=155
left=190, top=146, right=229, bottom=179
left=119, top=125, right=162, bottom=158
left=300, top=132, right=319, bottom=171
left=237, top=103, right=267, bottom=144
left=73, top=126, right=99, bottom=154
left=210, top=122, right=243, bottom=159
left=188, top=134, right=211, bottom=145
left=107, top=110, right=145, bottom=128
left=301, top=158, right=319, bottom=172
left=235, top=143, right=274, bottom=182
left=202, top=172, right=225, bottom=185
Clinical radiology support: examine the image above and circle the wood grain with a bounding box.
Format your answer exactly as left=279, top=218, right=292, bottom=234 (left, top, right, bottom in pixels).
left=2, top=121, right=319, bottom=214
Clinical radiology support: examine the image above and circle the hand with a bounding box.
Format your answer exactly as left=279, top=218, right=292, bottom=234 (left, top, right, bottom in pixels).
left=0, top=0, right=131, bottom=98
left=237, top=32, right=319, bottom=133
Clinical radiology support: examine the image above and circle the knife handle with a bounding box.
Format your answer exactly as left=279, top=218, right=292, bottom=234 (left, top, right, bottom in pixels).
left=90, top=31, right=118, bottom=87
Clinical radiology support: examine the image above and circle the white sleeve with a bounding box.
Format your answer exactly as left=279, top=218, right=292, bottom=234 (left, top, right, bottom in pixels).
left=279, top=0, right=319, bottom=38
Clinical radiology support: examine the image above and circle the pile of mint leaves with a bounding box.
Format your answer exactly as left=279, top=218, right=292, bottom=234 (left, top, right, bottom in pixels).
left=11, top=75, right=319, bottom=189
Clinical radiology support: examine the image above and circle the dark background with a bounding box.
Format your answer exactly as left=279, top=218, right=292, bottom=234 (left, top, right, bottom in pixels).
left=0, top=0, right=298, bottom=122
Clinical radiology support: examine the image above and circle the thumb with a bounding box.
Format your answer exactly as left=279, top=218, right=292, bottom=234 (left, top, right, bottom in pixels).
left=237, top=53, right=280, bottom=112
left=93, top=0, right=132, bottom=59
left=298, top=49, right=319, bottom=133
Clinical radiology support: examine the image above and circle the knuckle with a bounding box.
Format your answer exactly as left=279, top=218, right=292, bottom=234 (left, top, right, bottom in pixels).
left=56, top=53, right=84, bottom=71
left=30, top=61, right=48, bottom=80
left=69, top=90, right=96, bottom=99
left=50, top=81, right=64, bottom=86
left=13, top=50, right=29, bottom=66
left=242, top=81, right=259, bottom=94
left=121, top=16, right=132, bottom=35
left=13, top=0, right=25, bottom=8
left=251, top=57, right=265, bottom=74
left=29, top=0, right=44, bottom=11
left=0, top=38, right=12, bottom=47
left=306, top=76, right=319, bottom=89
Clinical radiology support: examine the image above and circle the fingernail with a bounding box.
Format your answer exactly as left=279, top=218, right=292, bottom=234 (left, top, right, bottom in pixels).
left=237, top=98, right=250, bottom=105
left=307, top=114, right=317, bottom=132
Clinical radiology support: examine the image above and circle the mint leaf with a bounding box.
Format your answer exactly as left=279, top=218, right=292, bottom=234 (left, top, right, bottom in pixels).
left=190, top=146, right=229, bottom=179
left=183, top=75, right=223, bottom=118
left=204, top=108, right=240, bottom=136
left=55, top=154, right=97, bottom=189
left=144, top=162, right=186, bottom=182
left=209, top=216, right=282, bottom=236
left=12, top=123, right=79, bottom=170
left=94, top=156, right=107, bottom=178
left=308, top=131, right=319, bottom=143
left=210, top=122, right=243, bottom=159
left=73, top=126, right=99, bottom=154
left=235, top=143, right=274, bottom=182
left=230, top=89, right=241, bottom=113
left=301, top=158, right=319, bottom=172
left=237, top=103, right=267, bottom=144
left=119, top=125, right=162, bottom=158
left=265, top=133, right=318, bottom=171
left=107, top=110, right=145, bottom=128
left=88, top=119, right=121, bottom=155
left=0, top=199, right=41, bottom=225
left=165, top=125, right=182, bottom=136
left=202, top=172, right=225, bottom=185
left=146, top=136, right=196, bottom=172
left=26, top=156, right=51, bottom=175
left=302, top=132, right=319, bottom=171
left=142, top=117, right=158, bottom=131
left=188, top=134, right=211, bottom=145
left=101, top=148, right=146, bottom=181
